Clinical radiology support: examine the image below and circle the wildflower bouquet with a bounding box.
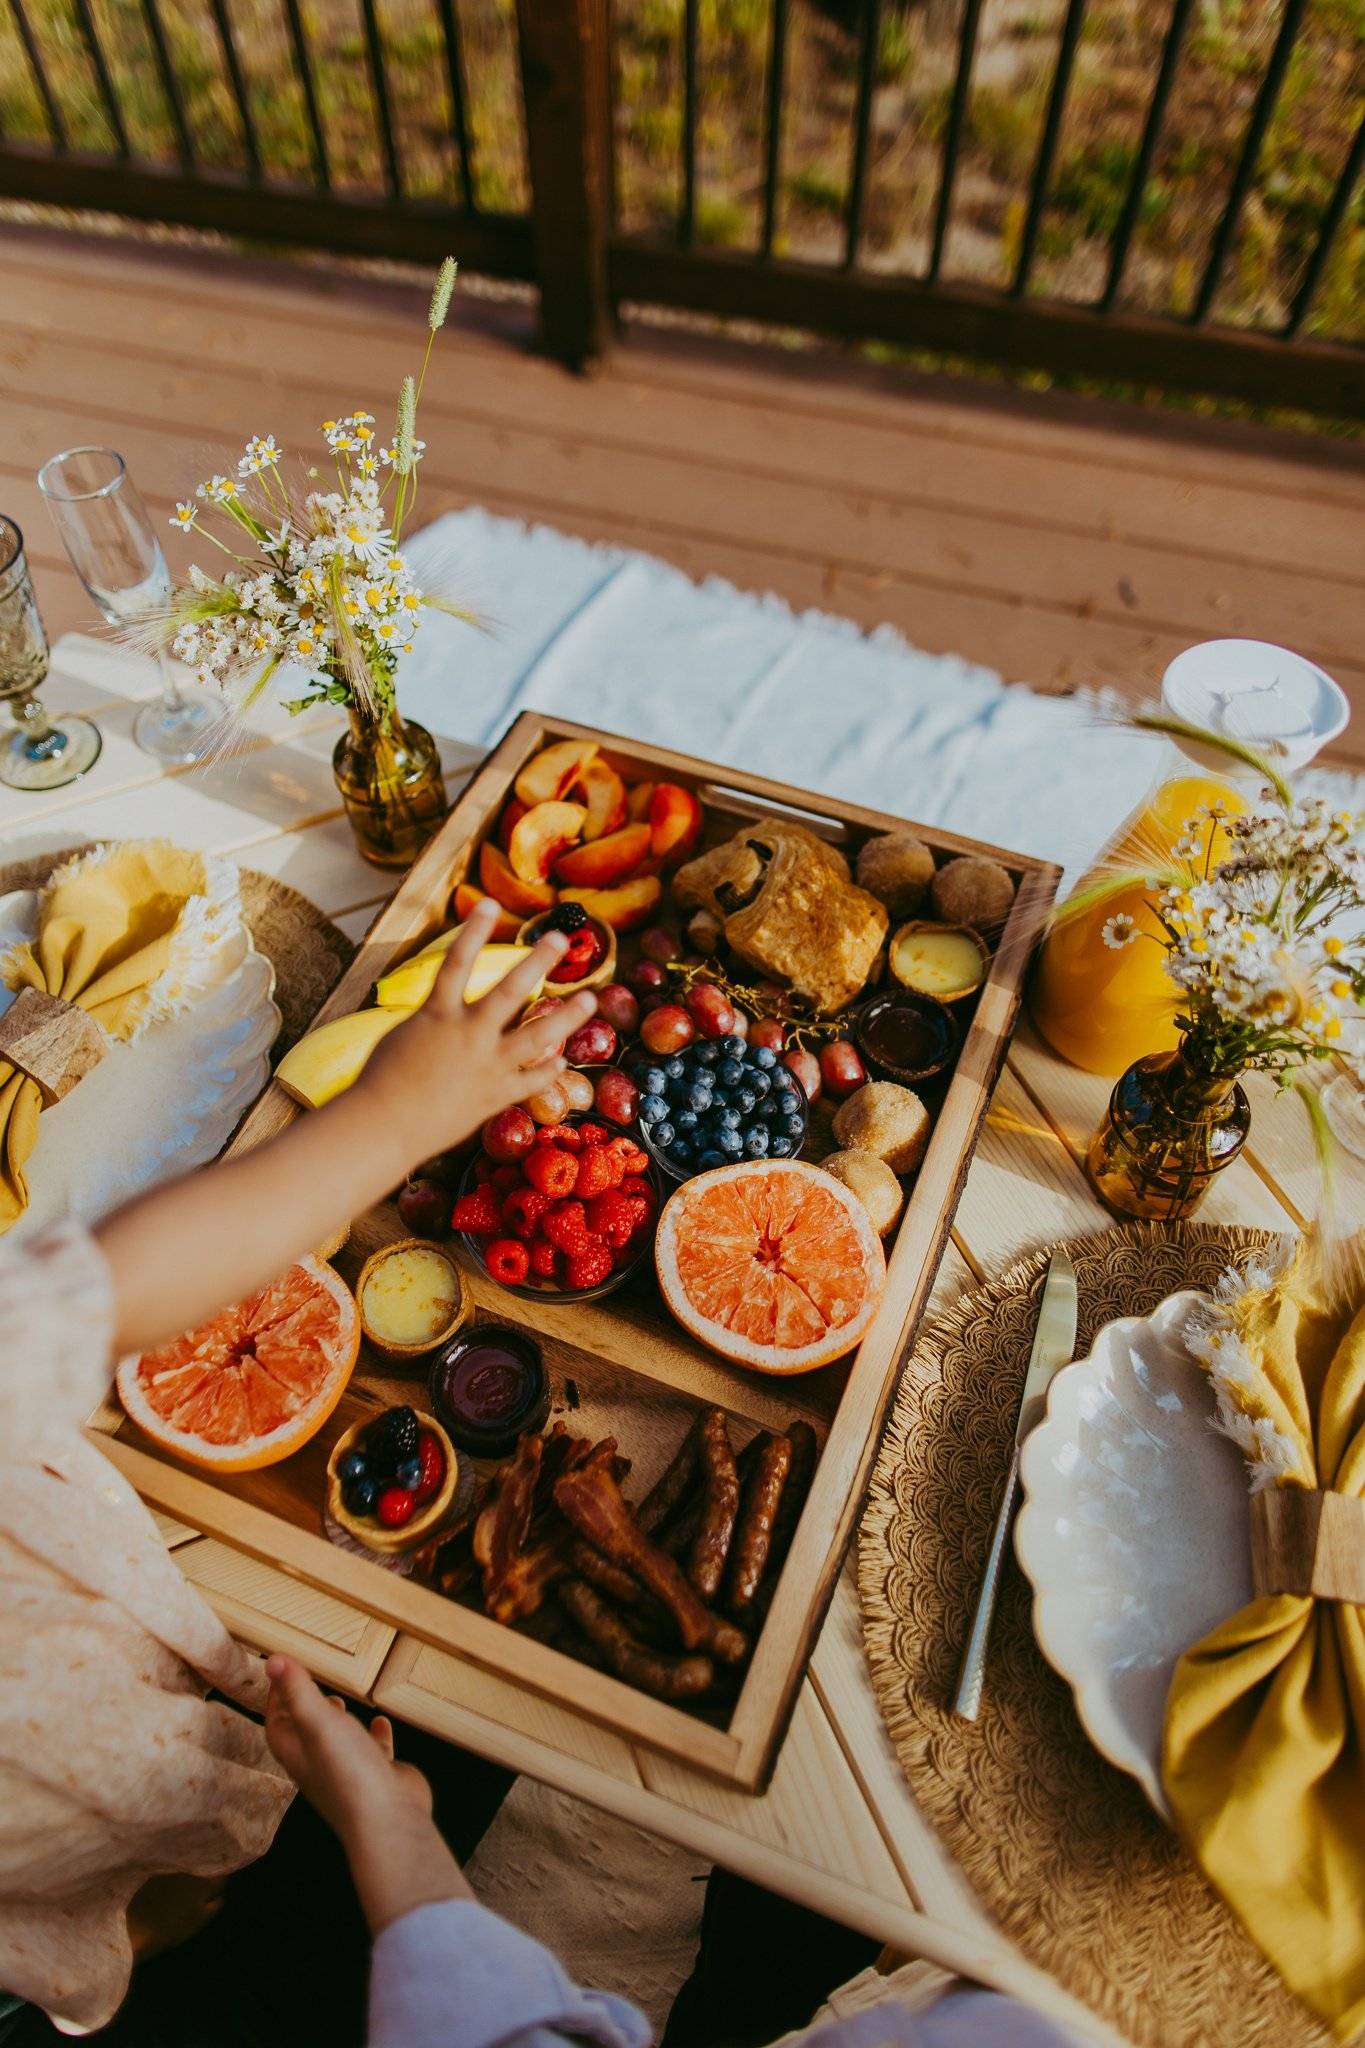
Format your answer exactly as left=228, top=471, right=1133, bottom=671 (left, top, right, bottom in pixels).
left=1096, top=753, right=1365, bottom=1089
left=159, top=257, right=467, bottom=724
left=1075, top=718, right=1365, bottom=1219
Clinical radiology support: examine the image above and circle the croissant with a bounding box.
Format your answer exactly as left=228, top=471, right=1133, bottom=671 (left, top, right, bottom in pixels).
left=673, top=818, right=887, bottom=1013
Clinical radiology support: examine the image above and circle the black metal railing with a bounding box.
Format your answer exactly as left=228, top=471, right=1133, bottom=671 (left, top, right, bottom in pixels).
left=0, top=0, right=1361, bottom=416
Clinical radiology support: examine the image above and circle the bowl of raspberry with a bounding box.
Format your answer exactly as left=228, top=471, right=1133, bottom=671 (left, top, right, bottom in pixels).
left=517, top=903, right=616, bottom=996
left=451, top=1114, right=662, bottom=1301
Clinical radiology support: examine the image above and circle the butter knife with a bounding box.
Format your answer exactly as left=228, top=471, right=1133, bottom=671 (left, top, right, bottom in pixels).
left=951, top=1246, right=1078, bottom=1721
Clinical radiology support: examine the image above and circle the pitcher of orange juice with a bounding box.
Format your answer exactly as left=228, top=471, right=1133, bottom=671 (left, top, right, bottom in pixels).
left=1030, top=640, right=1349, bottom=1076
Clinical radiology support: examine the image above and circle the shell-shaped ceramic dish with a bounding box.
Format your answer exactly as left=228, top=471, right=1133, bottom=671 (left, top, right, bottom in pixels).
left=1015, top=1290, right=1253, bottom=1817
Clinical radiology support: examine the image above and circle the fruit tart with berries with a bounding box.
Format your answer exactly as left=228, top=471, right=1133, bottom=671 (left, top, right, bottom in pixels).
left=326, top=1404, right=460, bottom=1554
left=515, top=902, right=617, bottom=996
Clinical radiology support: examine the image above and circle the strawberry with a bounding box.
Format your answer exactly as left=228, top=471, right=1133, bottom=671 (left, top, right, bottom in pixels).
left=576, top=1122, right=610, bottom=1148
left=524, top=1147, right=579, bottom=1199
left=451, top=1183, right=503, bottom=1235
left=502, top=1185, right=550, bottom=1239
left=486, top=1237, right=532, bottom=1285
left=573, top=1146, right=616, bottom=1200
left=565, top=1242, right=614, bottom=1289
left=534, top=1123, right=582, bottom=1151
left=414, top=1431, right=446, bottom=1505
left=529, top=1239, right=561, bottom=1280
left=542, top=1199, right=595, bottom=1256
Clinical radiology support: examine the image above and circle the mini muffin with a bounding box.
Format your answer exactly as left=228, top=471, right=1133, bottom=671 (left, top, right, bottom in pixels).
left=818, top=1149, right=905, bottom=1236
left=930, top=855, right=1015, bottom=932
left=832, top=1080, right=931, bottom=1176
left=856, top=832, right=937, bottom=921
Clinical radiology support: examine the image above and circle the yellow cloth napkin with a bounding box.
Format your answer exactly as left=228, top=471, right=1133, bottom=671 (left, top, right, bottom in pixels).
left=0, top=841, right=217, bottom=1232
left=1163, top=1235, right=1365, bottom=2040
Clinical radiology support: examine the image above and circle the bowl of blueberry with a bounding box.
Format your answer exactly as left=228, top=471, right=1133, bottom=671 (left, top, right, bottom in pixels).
left=326, top=1404, right=461, bottom=1555
left=635, top=1036, right=809, bottom=1182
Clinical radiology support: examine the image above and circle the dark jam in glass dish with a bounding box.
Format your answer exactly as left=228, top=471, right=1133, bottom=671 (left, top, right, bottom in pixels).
left=429, top=1324, right=550, bottom=1458
left=853, top=990, right=959, bottom=1086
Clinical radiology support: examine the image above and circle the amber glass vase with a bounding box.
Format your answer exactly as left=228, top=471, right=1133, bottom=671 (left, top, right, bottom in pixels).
left=332, top=704, right=448, bottom=867
left=1087, top=1043, right=1251, bottom=1221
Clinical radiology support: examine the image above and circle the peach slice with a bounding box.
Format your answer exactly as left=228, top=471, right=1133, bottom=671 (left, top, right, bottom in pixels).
left=576, top=759, right=628, bottom=841
left=496, top=796, right=527, bottom=854
left=626, top=780, right=656, bottom=824
left=479, top=840, right=557, bottom=918
left=650, top=782, right=704, bottom=870
left=452, top=883, right=523, bottom=942
left=514, top=740, right=598, bottom=808
left=554, top=821, right=652, bottom=889
left=508, top=799, right=588, bottom=884
left=560, top=874, right=663, bottom=933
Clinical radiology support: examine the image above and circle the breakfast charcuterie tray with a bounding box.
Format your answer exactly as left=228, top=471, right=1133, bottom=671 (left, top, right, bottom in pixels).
left=96, top=711, right=1059, bottom=1791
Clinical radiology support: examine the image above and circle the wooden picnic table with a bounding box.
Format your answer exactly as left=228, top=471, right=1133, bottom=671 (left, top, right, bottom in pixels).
left=6, top=632, right=1351, bottom=2048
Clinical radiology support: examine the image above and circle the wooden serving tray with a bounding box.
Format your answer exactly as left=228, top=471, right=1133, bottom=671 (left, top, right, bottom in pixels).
left=97, top=712, right=1060, bottom=1791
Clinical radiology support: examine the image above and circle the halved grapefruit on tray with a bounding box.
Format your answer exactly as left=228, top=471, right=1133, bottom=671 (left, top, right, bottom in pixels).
left=116, top=1255, right=360, bottom=1472
left=655, top=1160, right=886, bottom=1373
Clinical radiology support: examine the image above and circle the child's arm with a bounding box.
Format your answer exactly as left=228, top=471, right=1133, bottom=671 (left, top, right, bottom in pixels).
left=95, top=899, right=594, bottom=1354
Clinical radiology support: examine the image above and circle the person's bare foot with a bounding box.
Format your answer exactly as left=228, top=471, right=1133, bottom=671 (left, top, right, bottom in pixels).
left=126, top=1874, right=226, bottom=1962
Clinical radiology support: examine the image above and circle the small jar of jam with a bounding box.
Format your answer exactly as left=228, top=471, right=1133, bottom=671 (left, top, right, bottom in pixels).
left=853, top=989, right=959, bottom=1087
left=429, top=1323, right=550, bottom=1458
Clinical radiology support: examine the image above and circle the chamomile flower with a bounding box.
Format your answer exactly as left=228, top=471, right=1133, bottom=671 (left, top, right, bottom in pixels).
left=1102, top=912, right=1140, bottom=950
left=170, top=502, right=197, bottom=530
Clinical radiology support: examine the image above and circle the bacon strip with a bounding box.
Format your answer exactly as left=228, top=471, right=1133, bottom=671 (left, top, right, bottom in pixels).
left=554, top=1460, right=747, bottom=1664
left=475, top=1433, right=543, bottom=1617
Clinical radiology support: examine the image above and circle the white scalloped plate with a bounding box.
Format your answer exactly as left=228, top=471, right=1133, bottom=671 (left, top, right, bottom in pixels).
left=0, top=889, right=280, bottom=1242
left=1015, top=1291, right=1252, bottom=1817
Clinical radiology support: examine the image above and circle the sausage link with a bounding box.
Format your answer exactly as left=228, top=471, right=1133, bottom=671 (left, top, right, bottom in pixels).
left=685, top=1408, right=740, bottom=1601
left=635, top=1418, right=700, bottom=1535
left=726, top=1433, right=792, bottom=1611
left=560, top=1580, right=715, bottom=1699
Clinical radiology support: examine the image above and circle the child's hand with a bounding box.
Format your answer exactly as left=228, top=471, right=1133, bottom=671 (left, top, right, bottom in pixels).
left=264, top=1654, right=430, bottom=1845
left=265, top=1654, right=473, bottom=1934
left=356, top=896, right=597, bottom=1163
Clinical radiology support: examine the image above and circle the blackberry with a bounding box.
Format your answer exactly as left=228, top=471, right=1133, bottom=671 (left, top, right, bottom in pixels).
left=365, top=1405, right=419, bottom=1475
left=546, top=903, right=589, bottom=934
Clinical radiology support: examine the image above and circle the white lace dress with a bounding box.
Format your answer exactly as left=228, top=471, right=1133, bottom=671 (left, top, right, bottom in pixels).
left=0, top=1222, right=292, bottom=2033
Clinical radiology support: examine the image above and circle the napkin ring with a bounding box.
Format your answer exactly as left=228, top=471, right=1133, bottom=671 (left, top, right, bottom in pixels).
left=1250, top=1489, right=1365, bottom=1603
left=0, top=988, right=106, bottom=1105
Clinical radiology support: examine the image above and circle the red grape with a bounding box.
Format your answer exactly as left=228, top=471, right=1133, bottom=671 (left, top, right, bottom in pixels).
left=639, top=993, right=668, bottom=1018
left=640, top=924, right=682, bottom=965
left=396, top=1176, right=450, bottom=1238
left=686, top=983, right=736, bottom=1040
left=782, top=1047, right=821, bottom=1106
left=482, top=1107, right=536, bottom=1162
left=729, top=1009, right=749, bottom=1039
left=595, top=1068, right=641, bottom=1126
left=564, top=1018, right=618, bottom=1066
left=819, top=1038, right=866, bottom=1102
left=560, top=1069, right=596, bottom=1112
left=640, top=1004, right=696, bottom=1055
left=750, top=1016, right=786, bottom=1053
left=625, top=958, right=668, bottom=998
left=594, top=982, right=641, bottom=1037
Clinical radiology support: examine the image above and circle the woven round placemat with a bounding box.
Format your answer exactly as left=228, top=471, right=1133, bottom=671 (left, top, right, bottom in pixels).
left=859, top=1221, right=1330, bottom=2048
left=0, top=845, right=355, bottom=1055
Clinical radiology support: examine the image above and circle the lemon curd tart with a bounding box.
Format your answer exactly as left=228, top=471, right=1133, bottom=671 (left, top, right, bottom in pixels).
left=356, top=1237, right=471, bottom=1363
left=888, top=921, right=989, bottom=1002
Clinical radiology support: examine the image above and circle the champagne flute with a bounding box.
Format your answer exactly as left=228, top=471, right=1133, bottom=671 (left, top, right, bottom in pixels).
left=0, top=516, right=102, bottom=791
left=37, top=446, right=221, bottom=765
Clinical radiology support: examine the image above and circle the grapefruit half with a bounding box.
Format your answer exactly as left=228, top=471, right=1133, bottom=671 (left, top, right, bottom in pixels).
left=655, top=1160, right=886, bottom=1373
left=116, top=1256, right=361, bottom=1472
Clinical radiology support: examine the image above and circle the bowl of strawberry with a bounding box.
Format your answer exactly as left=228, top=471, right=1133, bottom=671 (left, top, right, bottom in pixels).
left=326, top=1404, right=460, bottom=1555
left=453, top=1111, right=661, bottom=1301
left=517, top=902, right=616, bottom=996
